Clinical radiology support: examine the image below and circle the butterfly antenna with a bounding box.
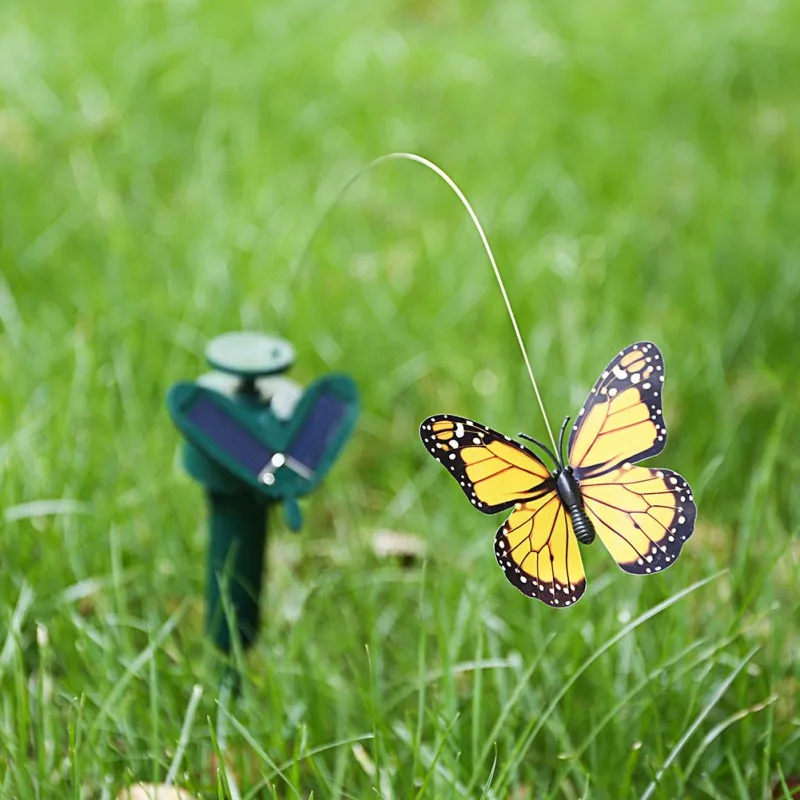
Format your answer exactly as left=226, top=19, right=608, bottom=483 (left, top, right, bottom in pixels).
left=519, top=433, right=559, bottom=468
left=280, top=152, right=559, bottom=455
left=558, top=416, right=570, bottom=467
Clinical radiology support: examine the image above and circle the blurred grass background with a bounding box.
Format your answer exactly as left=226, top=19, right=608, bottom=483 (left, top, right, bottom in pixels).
left=1, top=0, right=799, bottom=797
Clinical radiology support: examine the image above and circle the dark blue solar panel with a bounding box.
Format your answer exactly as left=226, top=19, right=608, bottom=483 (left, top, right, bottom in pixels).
left=186, top=395, right=274, bottom=476
left=287, top=393, right=347, bottom=471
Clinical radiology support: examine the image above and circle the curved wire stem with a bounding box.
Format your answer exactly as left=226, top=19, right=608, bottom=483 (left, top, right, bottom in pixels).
left=280, top=151, right=557, bottom=453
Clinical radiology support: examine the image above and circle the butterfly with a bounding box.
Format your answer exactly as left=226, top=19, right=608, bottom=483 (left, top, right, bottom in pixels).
left=419, top=342, right=697, bottom=608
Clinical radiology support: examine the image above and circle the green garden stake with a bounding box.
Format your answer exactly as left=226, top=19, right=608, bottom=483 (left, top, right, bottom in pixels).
left=167, top=331, right=359, bottom=662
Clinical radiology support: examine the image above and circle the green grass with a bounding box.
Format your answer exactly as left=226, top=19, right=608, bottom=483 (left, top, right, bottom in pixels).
left=1, top=0, right=800, bottom=797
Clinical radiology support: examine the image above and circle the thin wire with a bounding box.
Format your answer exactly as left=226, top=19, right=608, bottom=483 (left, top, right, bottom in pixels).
left=279, top=152, right=557, bottom=453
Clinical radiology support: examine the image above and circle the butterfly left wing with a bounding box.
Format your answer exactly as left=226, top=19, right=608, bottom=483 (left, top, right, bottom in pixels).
left=494, top=495, right=586, bottom=607
left=580, top=464, right=696, bottom=574
left=568, top=341, right=666, bottom=479
left=419, top=415, right=552, bottom=514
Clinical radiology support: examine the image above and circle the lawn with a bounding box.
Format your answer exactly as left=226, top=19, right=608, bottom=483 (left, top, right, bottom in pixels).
left=1, top=0, right=799, bottom=797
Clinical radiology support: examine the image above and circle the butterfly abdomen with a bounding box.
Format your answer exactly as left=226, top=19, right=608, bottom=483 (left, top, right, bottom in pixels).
left=568, top=505, right=596, bottom=545
left=555, top=468, right=596, bottom=545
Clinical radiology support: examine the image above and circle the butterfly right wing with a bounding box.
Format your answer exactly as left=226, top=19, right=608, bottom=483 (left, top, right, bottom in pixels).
left=580, top=464, right=696, bottom=575
left=568, top=341, right=666, bottom=478
left=419, top=415, right=552, bottom=514
left=494, top=495, right=586, bottom=607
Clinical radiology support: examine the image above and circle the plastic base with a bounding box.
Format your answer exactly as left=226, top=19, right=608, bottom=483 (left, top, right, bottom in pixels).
left=205, top=490, right=268, bottom=654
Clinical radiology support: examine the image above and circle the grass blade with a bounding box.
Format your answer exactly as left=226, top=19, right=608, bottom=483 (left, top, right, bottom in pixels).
left=493, top=571, right=727, bottom=792
left=640, top=646, right=760, bottom=800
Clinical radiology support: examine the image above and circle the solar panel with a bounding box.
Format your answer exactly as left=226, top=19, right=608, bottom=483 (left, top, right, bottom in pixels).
left=186, top=394, right=274, bottom=477
left=287, top=392, right=347, bottom=472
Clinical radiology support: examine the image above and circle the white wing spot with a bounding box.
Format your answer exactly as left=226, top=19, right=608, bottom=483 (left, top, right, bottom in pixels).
left=608, top=387, right=618, bottom=397
left=678, top=515, right=686, bottom=524
left=631, top=373, right=641, bottom=384
left=643, top=383, right=651, bottom=390
left=449, top=439, right=459, bottom=449
left=613, top=366, right=627, bottom=379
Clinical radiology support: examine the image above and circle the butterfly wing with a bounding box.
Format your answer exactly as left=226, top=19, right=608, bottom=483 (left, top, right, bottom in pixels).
left=580, top=465, right=696, bottom=574
left=568, top=342, right=697, bottom=573
left=494, top=495, right=586, bottom=607
left=419, top=415, right=552, bottom=514
left=568, top=341, right=666, bottom=479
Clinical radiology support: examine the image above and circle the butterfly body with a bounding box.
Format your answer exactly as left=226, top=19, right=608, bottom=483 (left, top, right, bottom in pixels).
left=419, top=341, right=697, bottom=608
left=518, top=428, right=597, bottom=545
left=553, top=467, right=596, bottom=545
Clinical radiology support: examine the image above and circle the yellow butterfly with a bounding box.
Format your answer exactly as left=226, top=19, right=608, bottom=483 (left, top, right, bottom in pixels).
left=419, top=342, right=697, bottom=608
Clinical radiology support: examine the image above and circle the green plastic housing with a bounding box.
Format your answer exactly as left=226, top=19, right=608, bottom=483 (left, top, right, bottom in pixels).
left=167, top=373, right=358, bottom=655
